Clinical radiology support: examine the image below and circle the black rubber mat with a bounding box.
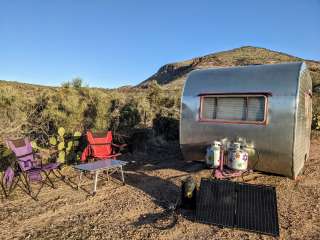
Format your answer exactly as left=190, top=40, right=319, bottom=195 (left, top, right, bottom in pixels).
left=196, top=179, right=279, bottom=236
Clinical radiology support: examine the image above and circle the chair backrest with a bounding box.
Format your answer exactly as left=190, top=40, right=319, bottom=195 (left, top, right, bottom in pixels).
left=87, top=130, right=113, bottom=159
left=6, top=138, right=35, bottom=171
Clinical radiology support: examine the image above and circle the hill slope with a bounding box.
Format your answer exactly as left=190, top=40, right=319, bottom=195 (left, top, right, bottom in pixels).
left=138, top=46, right=320, bottom=91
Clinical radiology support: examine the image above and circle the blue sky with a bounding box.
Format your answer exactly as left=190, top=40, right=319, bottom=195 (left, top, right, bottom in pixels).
left=0, top=0, right=319, bottom=88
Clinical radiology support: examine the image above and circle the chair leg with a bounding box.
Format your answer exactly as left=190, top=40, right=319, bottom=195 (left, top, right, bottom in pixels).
left=77, top=171, right=83, bottom=190
left=6, top=176, right=20, bottom=198
left=43, top=170, right=56, bottom=189
left=20, top=173, right=32, bottom=194
left=28, top=175, right=48, bottom=201
left=120, top=166, right=125, bottom=185
left=29, top=181, right=46, bottom=201
left=15, top=175, right=26, bottom=192
left=13, top=173, right=42, bottom=201
left=21, top=175, right=39, bottom=201
left=106, top=170, right=110, bottom=181
left=51, top=166, right=67, bottom=181
left=93, top=171, right=99, bottom=195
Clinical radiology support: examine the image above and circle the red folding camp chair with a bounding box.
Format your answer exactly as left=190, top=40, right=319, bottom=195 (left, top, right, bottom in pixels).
left=81, top=131, right=126, bottom=162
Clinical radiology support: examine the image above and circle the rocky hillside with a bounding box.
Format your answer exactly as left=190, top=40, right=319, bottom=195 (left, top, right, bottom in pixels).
left=138, top=46, right=320, bottom=91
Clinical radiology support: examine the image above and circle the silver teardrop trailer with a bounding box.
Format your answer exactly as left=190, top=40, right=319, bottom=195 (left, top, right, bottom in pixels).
left=180, top=62, right=312, bottom=179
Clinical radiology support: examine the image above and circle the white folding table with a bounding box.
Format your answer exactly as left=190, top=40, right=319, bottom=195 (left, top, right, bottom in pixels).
left=73, top=159, right=126, bottom=195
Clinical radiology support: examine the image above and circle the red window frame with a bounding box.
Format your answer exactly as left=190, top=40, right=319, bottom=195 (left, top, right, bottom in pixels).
left=198, top=92, right=270, bottom=125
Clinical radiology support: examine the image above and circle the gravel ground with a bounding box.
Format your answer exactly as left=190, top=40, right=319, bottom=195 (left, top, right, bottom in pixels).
left=1, top=139, right=320, bottom=240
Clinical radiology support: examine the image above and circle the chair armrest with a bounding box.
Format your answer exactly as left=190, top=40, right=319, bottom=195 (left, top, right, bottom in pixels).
left=108, top=153, right=122, bottom=158
left=33, top=153, right=43, bottom=166
left=112, top=143, right=127, bottom=148
left=112, top=143, right=127, bottom=152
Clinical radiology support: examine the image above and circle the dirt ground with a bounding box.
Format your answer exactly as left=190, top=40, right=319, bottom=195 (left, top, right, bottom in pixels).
left=1, top=139, right=320, bottom=240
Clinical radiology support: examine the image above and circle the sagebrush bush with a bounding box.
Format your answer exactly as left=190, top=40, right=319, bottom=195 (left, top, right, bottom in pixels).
left=0, top=81, right=181, bottom=147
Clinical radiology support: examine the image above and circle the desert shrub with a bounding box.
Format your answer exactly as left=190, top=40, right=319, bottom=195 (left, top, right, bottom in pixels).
left=93, top=95, right=112, bottom=130
left=159, top=96, right=175, bottom=108
left=312, top=94, right=320, bottom=130
left=147, top=80, right=163, bottom=107
left=0, top=145, right=16, bottom=172
left=108, top=99, right=142, bottom=133
left=61, top=81, right=71, bottom=88
left=312, top=113, right=320, bottom=130
left=71, top=77, right=83, bottom=89
left=109, top=97, right=125, bottom=132
left=119, top=103, right=141, bottom=130
left=0, top=86, right=37, bottom=138
left=128, top=94, right=153, bottom=127
left=127, top=129, right=153, bottom=152
left=83, top=96, right=98, bottom=130
left=41, top=89, right=87, bottom=136
left=23, top=93, right=51, bottom=143
left=152, top=113, right=179, bottom=141
left=0, top=80, right=181, bottom=155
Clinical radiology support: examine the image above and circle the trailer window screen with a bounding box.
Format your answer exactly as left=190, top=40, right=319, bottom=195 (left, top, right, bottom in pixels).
left=216, top=97, right=246, bottom=120
left=202, top=97, right=216, bottom=119
left=247, top=97, right=265, bottom=121
left=201, top=95, right=266, bottom=123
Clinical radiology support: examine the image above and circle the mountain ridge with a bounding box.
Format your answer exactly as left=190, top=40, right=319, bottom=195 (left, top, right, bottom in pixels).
left=137, top=46, right=320, bottom=90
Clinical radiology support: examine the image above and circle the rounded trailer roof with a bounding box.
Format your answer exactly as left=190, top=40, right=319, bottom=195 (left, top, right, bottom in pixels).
left=183, top=62, right=306, bottom=97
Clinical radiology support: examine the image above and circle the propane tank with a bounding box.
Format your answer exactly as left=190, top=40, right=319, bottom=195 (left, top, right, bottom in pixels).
left=205, top=141, right=221, bottom=168
left=212, top=141, right=221, bottom=168
left=228, top=142, right=248, bottom=171
left=243, top=142, right=255, bottom=168
left=205, top=146, right=213, bottom=168
left=227, top=142, right=238, bottom=166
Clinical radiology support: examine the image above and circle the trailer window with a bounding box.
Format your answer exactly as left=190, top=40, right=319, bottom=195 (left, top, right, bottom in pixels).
left=200, top=95, right=267, bottom=124
left=216, top=97, right=246, bottom=120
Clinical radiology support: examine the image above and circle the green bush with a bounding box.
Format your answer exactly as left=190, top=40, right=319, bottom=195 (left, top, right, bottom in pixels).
left=152, top=114, right=179, bottom=141
left=71, top=77, right=83, bottom=89
left=312, top=93, right=320, bottom=130
left=118, top=103, right=141, bottom=131
left=0, top=80, right=181, bottom=150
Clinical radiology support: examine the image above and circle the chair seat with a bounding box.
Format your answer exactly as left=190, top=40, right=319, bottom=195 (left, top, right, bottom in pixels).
left=26, top=168, right=43, bottom=182
left=41, top=163, right=60, bottom=170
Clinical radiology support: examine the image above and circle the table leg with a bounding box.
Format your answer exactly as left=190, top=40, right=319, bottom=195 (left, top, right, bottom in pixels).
left=120, top=166, right=125, bottom=185
left=93, top=170, right=99, bottom=195
left=106, top=170, right=110, bottom=181
left=77, top=171, right=83, bottom=190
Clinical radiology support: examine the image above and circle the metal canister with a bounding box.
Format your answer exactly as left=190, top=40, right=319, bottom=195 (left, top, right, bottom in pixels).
left=228, top=142, right=248, bottom=171
left=227, top=142, right=239, bottom=165
left=211, top=141, right=221, bottom=168
left=243, top=142, right=256, bottom=169
left=205, top=146, right=213, bottom=168
left=205, top=141, right=221, bottom=168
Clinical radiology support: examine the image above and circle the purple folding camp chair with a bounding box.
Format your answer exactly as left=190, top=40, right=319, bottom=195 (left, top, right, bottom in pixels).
left=6, top=137, right=63, bottom=200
